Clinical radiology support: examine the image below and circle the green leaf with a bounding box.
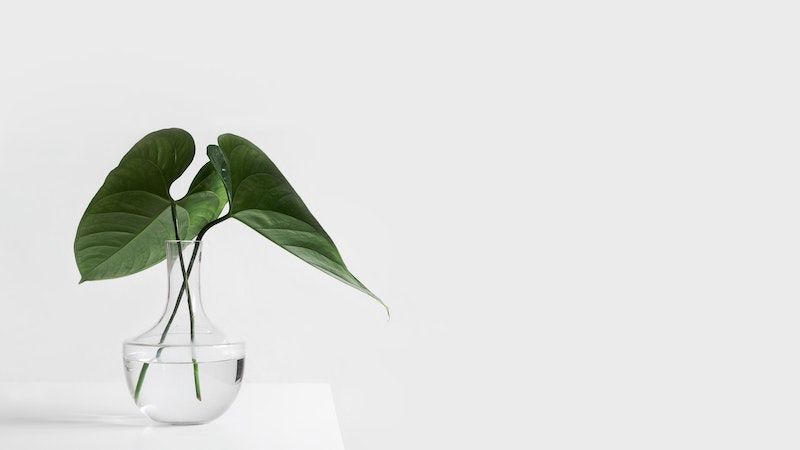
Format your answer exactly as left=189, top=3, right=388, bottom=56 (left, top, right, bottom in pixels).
left=216, top=133, right=387, bottom=314
left=206, top=145, right=233, bottom=204
left=75, top=129, right=227, bottom=282
left=177, top=162, right=229, bottom=238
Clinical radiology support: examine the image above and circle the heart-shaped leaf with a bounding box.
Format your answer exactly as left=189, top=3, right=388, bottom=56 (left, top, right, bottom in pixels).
left=74, top=129, right=227, bottom=282
left=216, top=133, right=386, bottom=313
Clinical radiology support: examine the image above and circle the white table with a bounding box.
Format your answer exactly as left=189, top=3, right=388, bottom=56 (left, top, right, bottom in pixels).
left=0, top=382, right=344, bottom=450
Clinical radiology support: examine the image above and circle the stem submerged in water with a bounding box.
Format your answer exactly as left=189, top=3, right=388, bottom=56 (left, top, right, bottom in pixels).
left=193, top=359, right=202, bottom=400
left=134, top=362, right=149, bottom=401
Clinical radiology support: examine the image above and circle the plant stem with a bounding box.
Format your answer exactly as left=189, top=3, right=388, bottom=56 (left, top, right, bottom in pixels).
left=172, top=208, right=202, bottom=401
left=133, top=212, right=229, bottom=402
left=133, top=362, right=148, bottom=401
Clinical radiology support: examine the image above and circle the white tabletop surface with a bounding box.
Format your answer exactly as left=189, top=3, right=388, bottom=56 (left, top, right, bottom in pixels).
left=0, top=382, right=344, bottom=450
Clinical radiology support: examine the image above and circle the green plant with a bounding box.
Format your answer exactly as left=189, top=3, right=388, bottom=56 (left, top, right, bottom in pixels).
left=75, top=128, right=386, bottom=401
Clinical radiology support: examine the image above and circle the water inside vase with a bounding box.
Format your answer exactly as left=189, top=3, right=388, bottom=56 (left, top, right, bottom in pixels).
left=124, top=357, right=245, bottom=424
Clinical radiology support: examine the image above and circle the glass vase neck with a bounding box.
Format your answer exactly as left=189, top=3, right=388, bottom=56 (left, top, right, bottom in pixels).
left=157, top=240, right=211, bottom=338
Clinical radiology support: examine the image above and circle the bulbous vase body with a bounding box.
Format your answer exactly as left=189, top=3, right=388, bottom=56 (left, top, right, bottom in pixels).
left=123, top=240, right=245, bottom=424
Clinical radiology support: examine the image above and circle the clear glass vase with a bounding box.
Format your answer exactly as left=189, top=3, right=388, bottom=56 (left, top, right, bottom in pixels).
left=123, top=240, right=245, bottom=424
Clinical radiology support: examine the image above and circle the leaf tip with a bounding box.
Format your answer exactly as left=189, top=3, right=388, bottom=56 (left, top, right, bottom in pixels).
left=367, top=292, right=390, bottom=321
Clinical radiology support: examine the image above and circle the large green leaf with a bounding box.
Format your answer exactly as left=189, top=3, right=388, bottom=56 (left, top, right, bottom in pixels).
left=75, top=129, right=227, bottom=282
left=215, top=134, right=386, bottom=312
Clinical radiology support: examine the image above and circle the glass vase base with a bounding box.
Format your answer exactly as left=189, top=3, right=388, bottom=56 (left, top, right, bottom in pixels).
left=124, top=357, right=244, bottom=424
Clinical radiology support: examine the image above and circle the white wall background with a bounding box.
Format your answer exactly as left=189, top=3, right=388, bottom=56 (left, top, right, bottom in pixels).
left=1, top=1, right=798, bottom=448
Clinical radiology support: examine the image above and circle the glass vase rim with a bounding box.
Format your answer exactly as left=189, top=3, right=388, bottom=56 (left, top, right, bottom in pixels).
left=165, top=239, right=203, bottom=244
